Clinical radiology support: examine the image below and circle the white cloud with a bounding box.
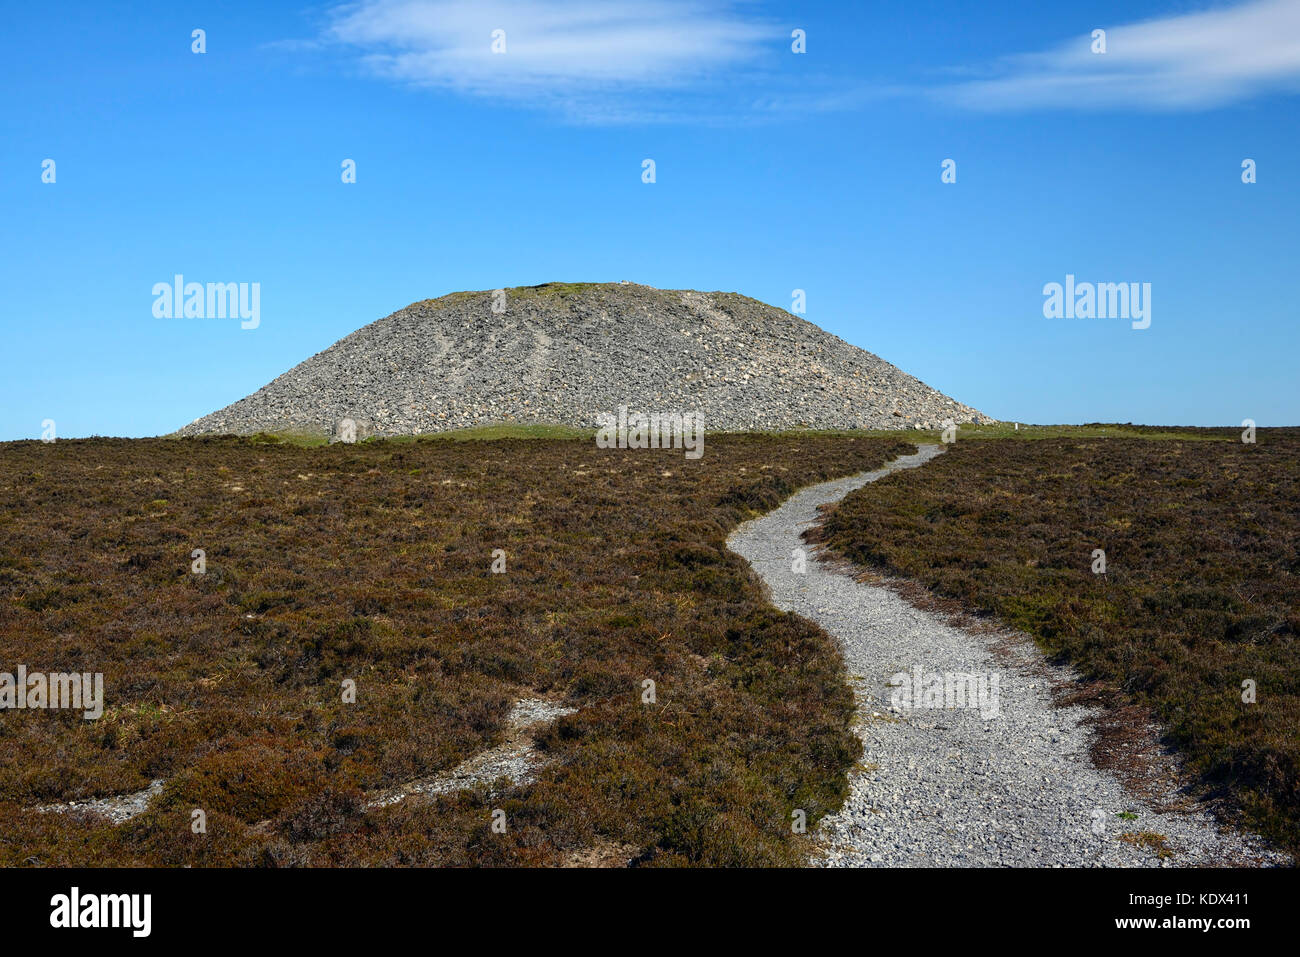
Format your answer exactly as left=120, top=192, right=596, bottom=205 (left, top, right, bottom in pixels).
left=939, top=0, right=1300, bottom=110
left=324, top=0, right=775, bottom=112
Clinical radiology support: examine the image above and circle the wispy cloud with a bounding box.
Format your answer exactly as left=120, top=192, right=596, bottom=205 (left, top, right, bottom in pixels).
left=321, top=0, right=778, bottom=119
left=937, top=0, right=1300, bottom=111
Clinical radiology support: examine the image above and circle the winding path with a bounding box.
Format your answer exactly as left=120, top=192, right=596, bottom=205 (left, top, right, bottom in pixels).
left=727, top=444, right=1286, bottom=867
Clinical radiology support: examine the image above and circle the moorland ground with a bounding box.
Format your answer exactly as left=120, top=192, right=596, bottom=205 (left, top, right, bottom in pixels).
left=812, top=429, right=1300, bottom=857
left=2, top=425, right=1295, bottom=866
left=0, top=432, right=909, bottom=866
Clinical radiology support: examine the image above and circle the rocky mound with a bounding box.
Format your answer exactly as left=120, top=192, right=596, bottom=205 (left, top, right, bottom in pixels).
left=176, top=282, right=993, bottom=437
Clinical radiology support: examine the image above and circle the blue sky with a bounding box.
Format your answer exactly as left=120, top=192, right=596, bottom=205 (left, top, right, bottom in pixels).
left=2, top=0, right=1298, bottom=439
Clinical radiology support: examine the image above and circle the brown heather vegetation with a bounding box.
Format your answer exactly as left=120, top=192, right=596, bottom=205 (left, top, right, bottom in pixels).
left=812, top=431, right=1300, bottom=855
left=0, top=433, right=910, bottom=866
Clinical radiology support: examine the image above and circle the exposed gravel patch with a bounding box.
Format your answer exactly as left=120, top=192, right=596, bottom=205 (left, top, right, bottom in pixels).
left=366, top=697, right=576, bottom=809
left=32, top=698, right=577, bottom=825
left=176, top=283, right=993, bottom=437
left=728, top=445, right=1288, bottom=867
left=34, top=779, right=165, bottom=825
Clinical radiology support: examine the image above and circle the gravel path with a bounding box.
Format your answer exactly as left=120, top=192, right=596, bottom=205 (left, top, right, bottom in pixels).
left=727, top=445, right=1287, bottom=867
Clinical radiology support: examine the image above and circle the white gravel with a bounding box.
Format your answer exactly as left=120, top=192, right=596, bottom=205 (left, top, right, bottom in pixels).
left=34, top=779, right=165, bottom=825
left=727, top=444, right=1288, bottom=867
left=366, top=697, right=575, bottom=809
left=33, top=698, right=578, bottom=824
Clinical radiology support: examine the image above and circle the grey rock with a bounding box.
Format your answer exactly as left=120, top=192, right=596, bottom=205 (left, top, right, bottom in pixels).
left=176, top=283, right=994, bottom=437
